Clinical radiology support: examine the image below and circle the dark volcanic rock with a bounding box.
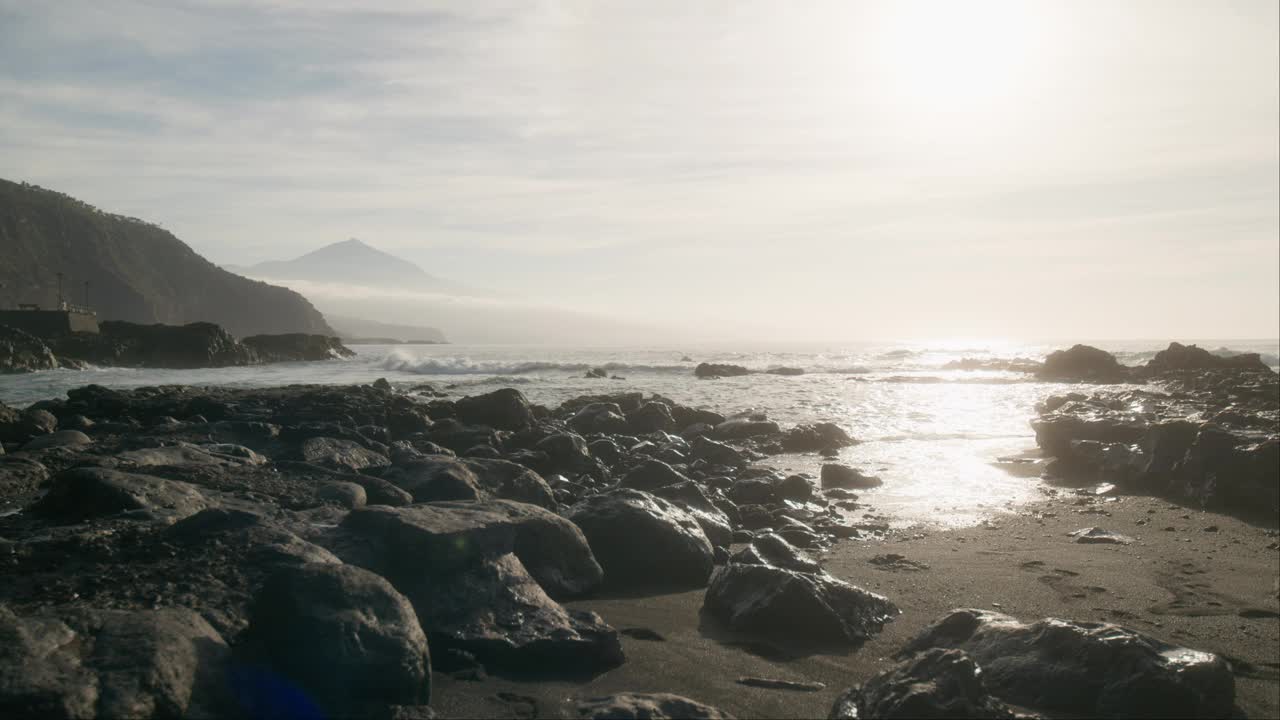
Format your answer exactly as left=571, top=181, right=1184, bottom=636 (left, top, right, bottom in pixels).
left=51, top=321, right=257, bottom=369
left=899, top=608, right=1234, bottom=718
left=333, top=504, right=622, bottom=676
left=1144, top=341, right=1272, bottom=375
left=821, top=464, right=883, bottom=489
left=575, top=692, right=734, bottom=719
left=241, top=563, right=431, bottom=714
left=300, top=436, right=390, bottom=472
left=241, top=333, right=355, bottom=362
left=694, top=363, right=751, bottom=379
left=33, top=467, right=210, bottom=522
left=690, top=436, right=748, bottom=468
left=729, top=533, right=821, bottom=574
left=703, top=563, right=897, bottom=645
left=626, top=401, right=676, bottom=434
left=829, top=648, right=1017, bottom=719
left=454, top=388, right=534, bottom=431
left=712, top=413, right=781, bottom=440
left=383, top=457, right=555, bottom=509
left=22, top=429, right=92, bottom=451
left=620, top=458, right=689, bottom=492
left=568, top=403, right=629, bottom=435
left=781, top=423, right=856, bottom=453
left=568, top=488, right=714, bottom=591
left=0, top=606, right=229, bottom=719
left=0, top=324, right=61, bottom=373
left=651, top=481, right=734, bottom=548
left=1037, top=344, right=1128, bottom=383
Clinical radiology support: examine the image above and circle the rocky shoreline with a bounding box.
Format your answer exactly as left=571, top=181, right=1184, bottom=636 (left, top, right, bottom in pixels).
left=0, top=342, right=1276, bottom=718
left=1, top=320, right=353, bottom=374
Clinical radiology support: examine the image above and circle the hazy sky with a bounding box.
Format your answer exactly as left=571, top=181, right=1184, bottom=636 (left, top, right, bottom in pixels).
left=2, top=0, right=1277, bottom=341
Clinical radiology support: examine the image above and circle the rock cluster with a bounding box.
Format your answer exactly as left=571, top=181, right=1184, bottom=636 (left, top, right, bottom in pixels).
left=0, top=381, right=875, bottom=717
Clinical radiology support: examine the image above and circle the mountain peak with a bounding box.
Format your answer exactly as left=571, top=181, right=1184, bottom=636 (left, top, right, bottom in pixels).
left=239, top=238, right=458, bottom=292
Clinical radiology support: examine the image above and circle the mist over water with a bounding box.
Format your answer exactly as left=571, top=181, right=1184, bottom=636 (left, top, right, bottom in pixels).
left=4, top=339, right=1277, bottom=528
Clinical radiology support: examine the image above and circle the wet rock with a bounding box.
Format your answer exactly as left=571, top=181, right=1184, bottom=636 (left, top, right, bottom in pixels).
left=730, top=533, right=821, bottom=573
left=576, top=692, right=733, bottom=719
left=620, top=458, right=689, bottom=492
left=727, top=477, right=778, bottom=505
left=300, top=436, right=391, bottom=473
left=117, top=442, right=265, bottom=468
left=691, top=436, right=748, bottom=468
left=781, top=423, right=856, bottom=453
left=454, top=388, right=534, bottom=431
left=568, top=403, right=629, bottom=435
left=703, top=563, right=897, bottom=645
left=777, top=474, right=815, bottom=502
left=240, top=563, right=430, bottom=714
left=829, top=648, right=1017, bottom=719
left=626, top=401, right=676, bottom=434
left=764, top=367, right=805, bottom=376
left=1143, top=342, right=1272, bottom=375
left=1069, top=527, right=1135, bottom=545
left=694, top=363, right=751, bottom=379
left=821, top=464, right=883, bottom=489
left=534, top=432, right=594, bottom=475
left=33, top=467, right=210, bottom=523
left=22, top=429, right=93, bottom=451
left=0, top=606, right=229, bottom=719
left=568, top=488, right=714, bottom=591
left=651, top=480, right=734, bottom=548
left=463, top=459, right=557, bottom=509
left=737, top=677, right=825, bottom=691
left=384, top=457, right=555, bottom=509
left=900, top=608, right=1234, bottom=718
left=241, top=333, right=355, bottom=362
left=712, top=412, right=781, bottom=440
left=1037, top=344, right=1128, bottom=383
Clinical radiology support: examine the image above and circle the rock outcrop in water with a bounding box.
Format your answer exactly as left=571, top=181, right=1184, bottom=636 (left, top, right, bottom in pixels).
left=1037, top=344, right=1129, bottom=383
left=1032, top=366, right=1278, bottom=519
left=0, top=325, right=64, bottom=374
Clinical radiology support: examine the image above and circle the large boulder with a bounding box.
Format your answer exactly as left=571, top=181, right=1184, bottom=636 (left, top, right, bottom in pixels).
left=300, top=437, right=391, bottom=473
left=702, top=563, right=898, bottom=645
left=33, top=468, right=210, bottom=523
left=0, top=606, right=229, bottom=719
left=712, top=412, right=780, bottom=440
left=568, top=489, right=714, bottom=591
left=690, top=436, right=748, bottom=468
left=383, top=457, right=555, bottom=509
left=828, top=648, right=1017, bottom=719
left=332, top=503, right=619, bottom=674
left=729, top=533, right=820, bottom=574
left=116, top=443, right=265, bottom=469
left=781, top=423, right=856, bottom=453
left=454, top=388, right=534, bottom=430
left=620, top=459, right=689, bottom=492
left=899, top=609, right=1234, bottom=718
left=625, top=401, right=676, bottom=434
left=240, top=563, right=430, bottom=715
left=576, top=693, right=734, bottom=719
left=567, top=403, right=629, bottom=435
left=0, top=324, right=60, bottom=373
left=1037, top=344, right=1128, bottom=383
left=652, top=481, right=734, bottom=548
left=22, top=430, right=92, bottom=451
left=820, top=464, right=883, bottom=489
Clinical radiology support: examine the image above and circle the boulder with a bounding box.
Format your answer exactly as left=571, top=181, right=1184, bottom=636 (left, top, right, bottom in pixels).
left=0, top=324, right=61, bottom=373
left=1037, top=344, right=1128, bottom=382
left=1143, top=342, right=1272, bottom=374
left=712, top=412, right=781, bottom=440
left=568, top=488, right=714, bottom=590
left=0, top=606, right=229, bottom=719
left=899, top=609, right=1234, bottom=718
left=317, top=481, right=367, bottom=509
left=821, top=464, right=883, bottom=490
left=620, top=459, right=689, bottom=492
left=534, top=432, right=594, bottom=475
left=300, top=437, right=390, bottom=473
left=703, top=563, right=898, bottom=645
left=625, top=401, right=676, bottom=434
left=575, top=693, right=734, bottom=719
left=781, top=423, right=856, bottom=453
left=117, top=443, right=265, bottom=468
left=829, top=648, right=1017, bottom=719
left=729, top=533, right=821, bottom=573
left=383, top=457, right=555, bottom=509
left=454, top=388, right=534, bottom=431
left=22, top=430, right=92, bottom=451
left=568, top=403, right=629, bottom=435
left=33, top=468, right=210, bottom=522
left=651, top=481, right=734, bottom=548
left=241, top=563, right=430, bottom=714
left=694, top=363, right=751, bottom=378
left=776, top=474, right=815, bottom=502
left=690, top=436, right=748, bottom=468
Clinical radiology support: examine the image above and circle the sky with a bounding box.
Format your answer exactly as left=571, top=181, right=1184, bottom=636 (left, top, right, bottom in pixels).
left=1, top=0, right=1277, bottom=342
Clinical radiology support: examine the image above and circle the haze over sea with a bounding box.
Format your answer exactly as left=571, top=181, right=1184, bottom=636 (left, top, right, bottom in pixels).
left=6, top=338, right=1276, bottom=528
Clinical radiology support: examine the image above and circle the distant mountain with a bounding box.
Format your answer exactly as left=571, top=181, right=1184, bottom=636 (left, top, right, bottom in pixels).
left=0, top=179, right=334, bottom=337
left=326, top=314, right=447, bottom=344
left=230, top=238, right=458, bottom=291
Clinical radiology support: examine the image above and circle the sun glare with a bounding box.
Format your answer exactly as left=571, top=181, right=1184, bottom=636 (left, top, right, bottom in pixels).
left=870, top=0, right=1044, bottom=115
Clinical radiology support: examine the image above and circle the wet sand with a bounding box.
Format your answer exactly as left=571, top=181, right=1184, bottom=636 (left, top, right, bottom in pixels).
left=432, top=487, right=1280, bottom=719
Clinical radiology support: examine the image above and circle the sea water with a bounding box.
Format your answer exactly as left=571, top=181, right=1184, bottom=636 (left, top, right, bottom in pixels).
left=4, top=339, right=1276, bottom=528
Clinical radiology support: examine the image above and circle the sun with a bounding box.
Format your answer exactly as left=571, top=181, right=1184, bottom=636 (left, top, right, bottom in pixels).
left=869, top=0, right=1045, bottom=115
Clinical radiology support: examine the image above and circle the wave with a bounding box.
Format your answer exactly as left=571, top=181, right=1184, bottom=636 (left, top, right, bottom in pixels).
left=380, top=354, right=690, bottom=376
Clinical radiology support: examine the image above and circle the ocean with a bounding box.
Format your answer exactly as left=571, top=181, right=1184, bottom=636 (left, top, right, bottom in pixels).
left=4, top=339, right=1277, bottom=528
